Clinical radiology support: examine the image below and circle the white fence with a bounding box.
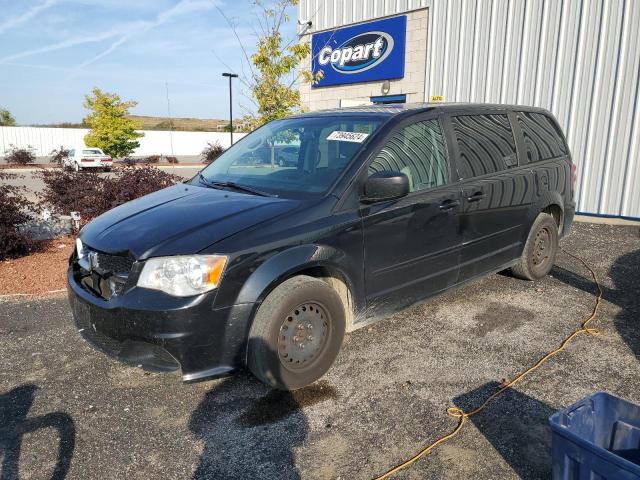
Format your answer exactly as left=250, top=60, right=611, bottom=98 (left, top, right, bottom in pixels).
left=0, top=126, right=246, bottom=158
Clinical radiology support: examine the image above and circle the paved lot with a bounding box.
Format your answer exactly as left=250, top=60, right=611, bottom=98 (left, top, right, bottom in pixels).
left=2, top=166, right=201, bottom=201
left=0, top=222, right=639, bottom=480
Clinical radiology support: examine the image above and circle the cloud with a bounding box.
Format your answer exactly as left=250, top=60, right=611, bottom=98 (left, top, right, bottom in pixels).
left=0, top=0, right=216, bottom=66
left=0, top=28, right=129, bottom=63
left=75, top=0, right=217, bottom=70
left=0, top=0, right=59, bottom=34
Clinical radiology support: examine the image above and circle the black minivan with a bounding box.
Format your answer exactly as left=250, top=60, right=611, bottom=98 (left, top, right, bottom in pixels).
left=68, top=103, right=576, bottom=390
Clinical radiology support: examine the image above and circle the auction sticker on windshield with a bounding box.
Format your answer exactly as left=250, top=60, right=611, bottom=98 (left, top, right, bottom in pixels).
left=327, top=131, right=369, bottom=143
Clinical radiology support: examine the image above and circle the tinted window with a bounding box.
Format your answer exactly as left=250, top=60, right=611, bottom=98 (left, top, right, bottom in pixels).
left=368, top=119, right=449, bottom=192
left=451, top=114, right=517, bottom=178
left=518, top=112, right=567, bottom=162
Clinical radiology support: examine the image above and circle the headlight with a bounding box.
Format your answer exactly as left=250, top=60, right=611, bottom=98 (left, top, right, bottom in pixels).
left=76, top=238, right=85, bottom=259
left=137, top=255, right=228, bottom=297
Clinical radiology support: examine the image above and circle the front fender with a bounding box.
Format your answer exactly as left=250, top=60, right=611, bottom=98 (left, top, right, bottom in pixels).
left=234, top=244, right=356, bottom=307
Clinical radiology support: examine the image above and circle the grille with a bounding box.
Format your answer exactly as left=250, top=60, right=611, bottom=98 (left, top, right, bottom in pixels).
left=75, top=248, right=135, bottom=300
left=96, top=252, right=134, bottom=274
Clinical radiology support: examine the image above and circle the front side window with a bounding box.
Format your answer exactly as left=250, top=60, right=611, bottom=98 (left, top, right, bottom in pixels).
left=368, top=119, right=449, bottom=192
left=518, top=112, right=568, bottom=163
left=451, top=114, right=517, bottom=179
left=197, top=116, right=384, bottom=197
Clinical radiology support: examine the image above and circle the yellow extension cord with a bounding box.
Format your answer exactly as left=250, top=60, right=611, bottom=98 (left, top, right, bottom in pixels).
left=373, top=247, right=604, bottom=480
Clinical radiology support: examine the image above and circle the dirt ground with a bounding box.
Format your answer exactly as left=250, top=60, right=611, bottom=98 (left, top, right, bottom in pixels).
left=0, top=222, right=638, bottom=479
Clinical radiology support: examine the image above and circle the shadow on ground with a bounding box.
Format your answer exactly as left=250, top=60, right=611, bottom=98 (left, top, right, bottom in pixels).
left=552, top=248, right=640, bottom=359
left=454, top=382, right=556, bottom=479
left=0, top=384, right=75, bottom=480
left=189, top=338, right=338, bottom=479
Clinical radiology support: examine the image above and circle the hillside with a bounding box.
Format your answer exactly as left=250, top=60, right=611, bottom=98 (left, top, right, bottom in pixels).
left=128, top=115, right=227, bottom=132
left=30, top=116, right=236, bottom=132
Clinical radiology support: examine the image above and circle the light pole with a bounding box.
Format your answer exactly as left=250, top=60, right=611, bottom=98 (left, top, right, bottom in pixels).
left=222, top=72, right=238, bottom=145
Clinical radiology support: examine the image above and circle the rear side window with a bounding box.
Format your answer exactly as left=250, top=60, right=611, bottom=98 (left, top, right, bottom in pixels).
left=451, top=114, right=517, bottom=179
left=368, top=119, right=449, bottom=192
left=517, top=112, right=567, bottom=162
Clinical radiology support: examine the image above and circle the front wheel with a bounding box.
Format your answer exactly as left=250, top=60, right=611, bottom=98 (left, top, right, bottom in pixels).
left=247, top=275, right=345, bottom=390
left=73, top=162, right=80, bottom=172
left=511, top=212, right=559, bottom=280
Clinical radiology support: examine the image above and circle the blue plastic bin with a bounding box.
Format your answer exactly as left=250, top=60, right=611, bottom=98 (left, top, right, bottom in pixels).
left=549, top=391, right=640, bottom=480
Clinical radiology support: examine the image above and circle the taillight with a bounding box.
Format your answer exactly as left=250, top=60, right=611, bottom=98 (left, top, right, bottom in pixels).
left=570, top=164, right=577, bottom=191
left=105, top=157, right=112, bottom=162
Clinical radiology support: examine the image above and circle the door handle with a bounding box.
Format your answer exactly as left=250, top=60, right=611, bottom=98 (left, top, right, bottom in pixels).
left=439, top=199, right=460, bottom=210
left=466, top=191, right=486, bottom=202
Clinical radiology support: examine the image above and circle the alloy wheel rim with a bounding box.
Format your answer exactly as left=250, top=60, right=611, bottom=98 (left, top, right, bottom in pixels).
left=278, top=302, right=329, bottom=371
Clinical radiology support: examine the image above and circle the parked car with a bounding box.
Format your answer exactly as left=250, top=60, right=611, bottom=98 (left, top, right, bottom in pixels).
left=64, top=147, right=112, bottom=172
left=68, top=103, right=575, bottom=390
left=276, top=145, right=300, bottom=167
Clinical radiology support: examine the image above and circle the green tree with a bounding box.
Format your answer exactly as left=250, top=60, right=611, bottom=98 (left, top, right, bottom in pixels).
left=0, top=107, right=16, bottom=126
left=250, top=0, right=311, bottom=125
left=83, top=88, right=143, bottom=158
left=216, top=1, right=319, bottom=127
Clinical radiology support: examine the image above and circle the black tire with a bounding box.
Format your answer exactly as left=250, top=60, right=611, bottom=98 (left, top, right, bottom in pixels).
left=247, top=275, right=345, bottom=390
left=103, top=167, right=111, bottom=173
left=511, top=212, right=559, bottom=280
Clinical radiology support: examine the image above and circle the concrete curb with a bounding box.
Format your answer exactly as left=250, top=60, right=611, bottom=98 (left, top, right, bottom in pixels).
left=575, top=215, right=640, bottom=226
left=1, top=164, right=206, bottom=173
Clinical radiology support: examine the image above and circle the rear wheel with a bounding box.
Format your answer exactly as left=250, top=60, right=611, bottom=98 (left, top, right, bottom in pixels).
left=247, top=275, right=345, bottom=390
left=511, top=212, right=559, bottom=280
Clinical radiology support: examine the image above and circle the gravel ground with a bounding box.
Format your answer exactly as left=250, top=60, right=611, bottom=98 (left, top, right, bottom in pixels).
left=0, top=222, right=638, bottom=480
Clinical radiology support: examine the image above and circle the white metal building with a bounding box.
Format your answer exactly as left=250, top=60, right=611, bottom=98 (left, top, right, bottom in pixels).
left=298, top=0, right=640, bottom=219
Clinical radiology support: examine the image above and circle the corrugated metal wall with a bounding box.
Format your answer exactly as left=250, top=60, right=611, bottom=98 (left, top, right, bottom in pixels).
left=299, top=0, right=640, bottom=218
left=0, top=127, right=245, bottom=158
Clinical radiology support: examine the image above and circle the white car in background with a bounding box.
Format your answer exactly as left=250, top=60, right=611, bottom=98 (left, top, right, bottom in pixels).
left=64, top=147, right=112, bottom=172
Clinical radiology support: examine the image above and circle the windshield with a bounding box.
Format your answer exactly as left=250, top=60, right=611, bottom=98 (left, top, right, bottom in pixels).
left=196, top=115, right=385, bottom=197
left=82, top=149, right=103, bottom=155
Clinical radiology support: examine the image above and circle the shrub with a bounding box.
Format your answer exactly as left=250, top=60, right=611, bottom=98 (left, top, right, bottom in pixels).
left=105, top=166, right=180, bottom=207
left=122, top=157, right=137, bottom=167
left=201, top=141, right=225, bottom=164
left=36, top=170, right=107, bottom=221
left=3, top=145, right=35, bottom=165
left=166, top=156, right=178, bottom=164
left=37, top=166, right=182, bottom=223
left=49, top=146, right=70, bottom=166
left=0, top=172, right=36, bottom=259
left=145, top=155, right=161, bottom=164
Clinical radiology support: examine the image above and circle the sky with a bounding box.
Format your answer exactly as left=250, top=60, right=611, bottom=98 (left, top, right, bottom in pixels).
left=0, top=0, right=298, bottom=125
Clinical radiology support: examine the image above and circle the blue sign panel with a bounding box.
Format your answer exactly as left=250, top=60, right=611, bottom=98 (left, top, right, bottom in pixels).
left=311, top=15, right=406, bottom=88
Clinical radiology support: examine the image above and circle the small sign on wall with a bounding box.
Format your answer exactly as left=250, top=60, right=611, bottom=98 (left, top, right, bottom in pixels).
left=429, top=95, right=445, bottom=103
left=311, top=16, right=407, bottom=88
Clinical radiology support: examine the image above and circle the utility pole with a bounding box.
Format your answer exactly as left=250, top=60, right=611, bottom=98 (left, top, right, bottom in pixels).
left=222, top=72, right=238, bottom=145
left=165, top=81, right=174, bottom=156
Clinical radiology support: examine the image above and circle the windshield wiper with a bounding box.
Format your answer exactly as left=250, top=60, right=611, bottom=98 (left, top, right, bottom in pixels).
left=198, top=174, right=273, bottom=197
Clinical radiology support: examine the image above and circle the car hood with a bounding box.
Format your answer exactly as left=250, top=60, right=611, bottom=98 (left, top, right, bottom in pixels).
left=80, top=184, right=300, bottom=259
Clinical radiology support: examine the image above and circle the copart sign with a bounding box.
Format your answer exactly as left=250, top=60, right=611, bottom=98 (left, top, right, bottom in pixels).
left=311, top=15, right=406, bottom=88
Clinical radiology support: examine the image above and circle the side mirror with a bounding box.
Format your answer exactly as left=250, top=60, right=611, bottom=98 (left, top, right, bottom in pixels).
left=362, top=171, right=410, bottom=203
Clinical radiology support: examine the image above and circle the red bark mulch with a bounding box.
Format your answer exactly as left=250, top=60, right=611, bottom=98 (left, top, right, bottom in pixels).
left=0, top=236, right=74, bottom=298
